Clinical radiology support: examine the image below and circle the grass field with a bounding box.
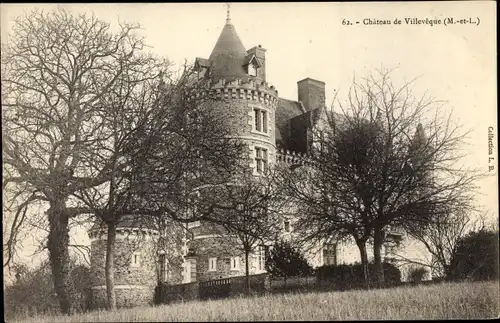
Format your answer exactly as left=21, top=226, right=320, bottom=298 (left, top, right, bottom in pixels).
left=10, top=281, right=499, bottom=322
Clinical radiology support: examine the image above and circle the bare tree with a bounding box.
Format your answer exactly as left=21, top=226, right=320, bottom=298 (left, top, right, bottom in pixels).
left=70, top=53, right=164, bottom=310
left=281, top=159, right=373, bottom=285
left=2, top=8, right=159, bottom=314
left=282, top=68, right=483, bottom=286
left=75, top=66, right=246, bottom=309
left=396, top=210, right=486, bottom=278
left=198, top=169, right=284, bottom=295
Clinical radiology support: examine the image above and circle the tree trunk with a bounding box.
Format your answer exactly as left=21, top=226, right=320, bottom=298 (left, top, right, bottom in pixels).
left=47, top=200, right=73, bottom=315
left=373, top=227, right=385, bottom=286
left=105, top=221, right=117, bottom=310
left=443, top=263, right=453, bottom=280
left=245, top=250, right=250, bottom=295
left=356, top=240, right=370, bottom=288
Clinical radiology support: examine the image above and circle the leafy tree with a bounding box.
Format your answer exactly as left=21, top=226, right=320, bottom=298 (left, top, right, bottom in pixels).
left=449, top=229, right=499, bottom=281
left=265, top=239, right=313, bottom=284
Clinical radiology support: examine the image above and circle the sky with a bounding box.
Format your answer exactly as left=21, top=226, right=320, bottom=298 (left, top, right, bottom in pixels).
left=1, top=2, right=497, bottom=274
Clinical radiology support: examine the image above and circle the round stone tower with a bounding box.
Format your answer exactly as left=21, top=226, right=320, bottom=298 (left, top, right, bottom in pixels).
left=88, top=215, right=159, bottom=308
left=184, top=13, right=278, bottom=282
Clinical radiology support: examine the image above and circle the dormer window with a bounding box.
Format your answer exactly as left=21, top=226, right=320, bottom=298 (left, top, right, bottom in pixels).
left=248, top=63, right=257, bottom=77
left=198, top=67, right=206, bottom=80
left=245, top=54, right=260, bottom=77
left=194, top=57, right=211, bottom=80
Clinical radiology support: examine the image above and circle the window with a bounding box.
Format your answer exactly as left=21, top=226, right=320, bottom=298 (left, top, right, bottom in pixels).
left=184, top=262, right=192, bottom=283
left=284, top=220, right=291, bottom=232
left=248, top=64, right=257, bottom=77
left=208, top=257, right=217, bottom=271
left=131, top=252, right=141, bottom=268
left=323, top=243, right=337, bottom=266
left=253, top=108, right=268, bottom=133
left=198, top=67, right=206, bottom=79
left=230, top=256, right=240, bottom=271
left=158, top=254, right=166, bottom=282
left=255, top=147, right=268, bottom=173
left=264, top=246, right=270, bottom=260
left=257, top=246, right=266, bottom=271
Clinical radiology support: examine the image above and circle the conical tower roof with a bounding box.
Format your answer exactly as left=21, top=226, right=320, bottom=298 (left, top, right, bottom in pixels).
left=208, top=18, right=248, bottom=82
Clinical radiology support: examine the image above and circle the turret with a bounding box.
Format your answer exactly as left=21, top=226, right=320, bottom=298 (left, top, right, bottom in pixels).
left=183, top=10, right=277, bottom=283
left=87, top=215, right=160, bottom=309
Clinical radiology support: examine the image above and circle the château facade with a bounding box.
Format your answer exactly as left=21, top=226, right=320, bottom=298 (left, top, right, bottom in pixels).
left=88, top=12, right=429, bottom=308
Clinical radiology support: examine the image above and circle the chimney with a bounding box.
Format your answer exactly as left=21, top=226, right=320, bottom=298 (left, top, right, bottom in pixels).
left=297, top=78, right=326, bottom=111
left=247, top=45, right=267, bottom=81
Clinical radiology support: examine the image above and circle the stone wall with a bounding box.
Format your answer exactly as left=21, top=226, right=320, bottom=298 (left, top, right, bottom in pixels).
left=183, top=80, right=278, bottom=282
left=247, top=46, right=266, bottom=81
left=198, top=79, right=278, bottom=173
left=297, top=78, right=325, bottom=112
left=91, top=286, right=154, bottom=309
left=203, top=99, right=276, bottom=170
left=90, top=234, right=157, bottom=287
left=89, top=230, right=158, bottom=308
left=188, top=236, right=246, bottom=281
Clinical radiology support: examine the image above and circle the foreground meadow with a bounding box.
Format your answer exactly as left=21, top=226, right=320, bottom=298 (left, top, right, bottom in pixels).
left=10, top=281, right=499, bottom=322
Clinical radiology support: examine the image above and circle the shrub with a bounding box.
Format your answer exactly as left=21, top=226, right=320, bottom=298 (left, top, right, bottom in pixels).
left=4, top=259, right=92, bottom=319
left=408, top=266, right=428, bottom=284
left=265, top=240, right=313, bottom=282
left=449, top=229, right=499, bottom=281
left=316, top=262, right=401, bottom=288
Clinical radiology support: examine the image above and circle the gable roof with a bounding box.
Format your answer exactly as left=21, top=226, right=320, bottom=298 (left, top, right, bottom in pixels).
left=243, top=54, right=261, bottom=67
left=275, top=98, right=305, bottom=149
left=275, top=98, right=303, bottom=133
left=195, top=57, right=211, bottom=69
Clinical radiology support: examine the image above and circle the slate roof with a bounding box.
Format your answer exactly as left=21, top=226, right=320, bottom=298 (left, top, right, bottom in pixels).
left=208, top=22, right=248, bottom=83
left=89, top=214, right=158, bottom=232
left=276, top=104, right=343, bottom=152
left=289, top=111, right=313, bottom=154
left=275, top=98, right=304, bottom=149
left=197, top=18, right=326, bottom=153
left=195, top=57, right=211, bottom=68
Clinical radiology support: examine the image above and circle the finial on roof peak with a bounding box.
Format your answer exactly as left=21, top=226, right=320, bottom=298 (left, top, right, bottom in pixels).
left=226, top=3, right=231, bottom=24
